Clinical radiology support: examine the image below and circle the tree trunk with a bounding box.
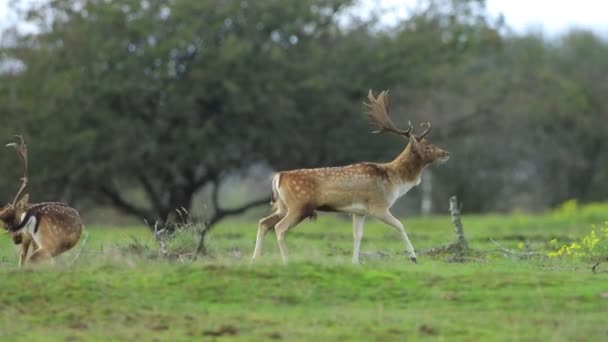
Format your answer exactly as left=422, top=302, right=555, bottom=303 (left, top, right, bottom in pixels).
left=449, top=196, right=468, bottom=251
left=421, top=170, right=433, bottom=215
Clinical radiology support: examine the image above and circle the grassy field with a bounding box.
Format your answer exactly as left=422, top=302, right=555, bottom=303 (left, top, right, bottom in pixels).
left=1, top=205, right=607, bottom=341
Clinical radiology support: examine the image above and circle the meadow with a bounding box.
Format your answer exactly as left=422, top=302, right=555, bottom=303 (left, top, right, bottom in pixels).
left=1, top=201, right=607, bottom=341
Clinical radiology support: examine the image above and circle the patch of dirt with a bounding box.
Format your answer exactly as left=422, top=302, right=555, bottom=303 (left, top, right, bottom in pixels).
left=418, top=324, right=438, bottom=336
left=68, top=321, right=88, bottom=330
left=148, top=323, right=169, bottom=331
left=203, top=325, right=239, bottom=337
left=442, top=291, right=459, bottom=301
left=386, top=328, right=403, bottom=334
left=267, top=332, right=282, bottom=339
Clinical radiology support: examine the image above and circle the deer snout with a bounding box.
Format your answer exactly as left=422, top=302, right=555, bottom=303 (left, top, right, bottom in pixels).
left=439, top=151, right=450, bottom=162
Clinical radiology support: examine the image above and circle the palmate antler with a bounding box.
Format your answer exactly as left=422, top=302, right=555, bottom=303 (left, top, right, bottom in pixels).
left=365, top=89, right=432, bottom=139
left=6, top=135, right=28, bottom=207
left=365, top=89, right=413, bottom=138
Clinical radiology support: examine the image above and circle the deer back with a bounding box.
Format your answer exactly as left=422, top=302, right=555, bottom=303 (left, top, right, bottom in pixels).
left=17, top=202, right=83, bottom=256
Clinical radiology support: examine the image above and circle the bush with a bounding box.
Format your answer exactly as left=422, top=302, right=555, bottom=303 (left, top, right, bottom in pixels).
left=548, top=221, right=608, bottom=259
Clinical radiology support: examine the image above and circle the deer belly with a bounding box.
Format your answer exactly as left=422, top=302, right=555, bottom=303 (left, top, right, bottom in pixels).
left=335, top=202, right=368, bottom=215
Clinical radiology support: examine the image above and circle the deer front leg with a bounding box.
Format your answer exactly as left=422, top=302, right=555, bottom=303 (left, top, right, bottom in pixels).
left=352, top=214, right=366, bottom=264
left=373, top=210, right=417, bottom=263
left=18, top=237, right=31, bottom=269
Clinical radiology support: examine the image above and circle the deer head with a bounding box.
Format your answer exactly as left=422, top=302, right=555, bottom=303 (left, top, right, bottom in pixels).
left=0, top=136, right=30, bottom=229
left=366, top=89, right=450, bottom=165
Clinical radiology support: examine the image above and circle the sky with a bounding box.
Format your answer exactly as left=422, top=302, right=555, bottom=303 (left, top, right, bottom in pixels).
left=486, top=0, right=608, bottom=34
left=1, top=0, right=608, bottom=37
left=360, top=0, right=608, bottom=35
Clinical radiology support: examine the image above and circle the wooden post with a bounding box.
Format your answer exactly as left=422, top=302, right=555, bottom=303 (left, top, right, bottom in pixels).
left=449, top=196, right=468, bottom=251
left=192, top=221, right=210, bottom=260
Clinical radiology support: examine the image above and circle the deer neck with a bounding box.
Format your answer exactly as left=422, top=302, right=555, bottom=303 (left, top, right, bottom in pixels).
left=386, top=144, right=426, bottom=185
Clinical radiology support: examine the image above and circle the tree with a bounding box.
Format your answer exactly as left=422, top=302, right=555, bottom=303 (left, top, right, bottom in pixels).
left=1, top=0, right=388, bottom=227
left=7, top=0, right=598, bottom=221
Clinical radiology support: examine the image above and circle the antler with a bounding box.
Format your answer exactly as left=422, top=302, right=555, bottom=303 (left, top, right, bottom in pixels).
left=365, top=89, right=412, bottom=138
left=418, top=122, right=431, bottom=139
left=6, top=135, right=28, bottom=207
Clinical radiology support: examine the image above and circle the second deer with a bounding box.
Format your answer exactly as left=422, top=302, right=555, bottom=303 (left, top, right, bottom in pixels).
left=251, top=90, right=450, bottom=264
left=0, top=136, right=82, bottom=268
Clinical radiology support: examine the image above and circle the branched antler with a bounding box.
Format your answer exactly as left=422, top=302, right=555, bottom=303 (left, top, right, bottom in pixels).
left=6, top=135, right=28, bottom=207
left=365, top=89, right=412, bottom=138
left=418, top=122, right=431, bottom=139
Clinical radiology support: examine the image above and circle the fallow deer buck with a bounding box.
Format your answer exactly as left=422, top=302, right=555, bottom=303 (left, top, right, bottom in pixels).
left=251, top=90, right=450, bottom=264
left=0, top=136, right=82, bottom=268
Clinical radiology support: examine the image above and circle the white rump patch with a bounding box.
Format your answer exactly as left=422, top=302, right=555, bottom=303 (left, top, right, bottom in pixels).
left=23, top=216, right=43, bottom=246
left=24, top=216, right=37, bottom=235
left=272, top=173, right=283, bottom=202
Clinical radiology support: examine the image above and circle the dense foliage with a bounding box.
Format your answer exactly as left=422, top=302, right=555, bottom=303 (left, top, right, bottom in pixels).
left=1, top=0, right=607, bottom=224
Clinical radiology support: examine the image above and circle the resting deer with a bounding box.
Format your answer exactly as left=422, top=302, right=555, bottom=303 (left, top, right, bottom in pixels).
left=0, top=136, right=82, bottom=268
left=251, top=90, right=450, bottom=264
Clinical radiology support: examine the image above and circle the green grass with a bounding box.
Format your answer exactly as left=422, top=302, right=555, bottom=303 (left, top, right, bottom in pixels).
left=1, top=210, right=607, bottom=341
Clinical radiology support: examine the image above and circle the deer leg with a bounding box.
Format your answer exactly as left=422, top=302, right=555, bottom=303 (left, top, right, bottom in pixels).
left=28, top=248, right=54, bottom=265
left=18, top=237, right=31, bottom=269
left=251, top=213, right=282, bottom=262
left=352, top=214, right=366, bottom=264
left=274, top=211, right=304, bottom=264
left=373, top=210, right=417, bottom=263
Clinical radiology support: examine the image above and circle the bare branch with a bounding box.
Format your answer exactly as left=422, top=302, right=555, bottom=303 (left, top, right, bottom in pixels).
left=210, top=198, right=269, bottom=227
left=489, top=238, right=542, bottom=257
left=153, top=221, right=168, bottom=257
left=192, top=221, right=210, bottom=261
left=99, top=185, right=153, bottom=221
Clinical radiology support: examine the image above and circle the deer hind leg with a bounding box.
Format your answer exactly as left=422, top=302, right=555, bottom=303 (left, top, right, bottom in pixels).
left=372, top=210, right=417, bottom=263
left=352, top=214, right=366, bottom=264
left=274, top=210, right=305, bottom=265
left=251, top=212, right=282, bottom=262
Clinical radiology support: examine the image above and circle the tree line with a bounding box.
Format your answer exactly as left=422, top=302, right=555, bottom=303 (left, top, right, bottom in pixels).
left=1, top=0, right=607, bottom=227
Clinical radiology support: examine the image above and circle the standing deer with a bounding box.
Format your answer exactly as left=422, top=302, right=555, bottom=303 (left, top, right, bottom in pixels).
left=251, top=90, right=450, bottom=264
left=0, top=136, right=82, bottom=268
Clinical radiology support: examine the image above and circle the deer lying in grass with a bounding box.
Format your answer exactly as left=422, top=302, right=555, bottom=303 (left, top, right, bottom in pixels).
left=251, top=90, right=450, bottom=264
left=0, top=136, right=82, bottom=268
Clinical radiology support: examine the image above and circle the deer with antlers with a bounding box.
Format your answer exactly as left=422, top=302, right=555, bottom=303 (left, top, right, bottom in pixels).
left=251, top=90, right=450, bottom=264
left=0, top=136, right=82, bottom=268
